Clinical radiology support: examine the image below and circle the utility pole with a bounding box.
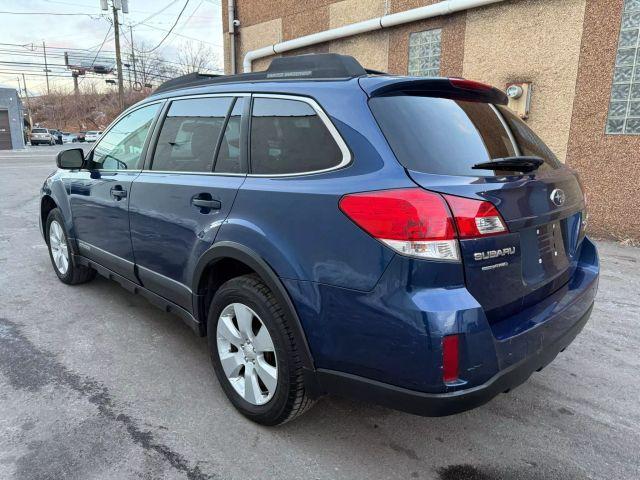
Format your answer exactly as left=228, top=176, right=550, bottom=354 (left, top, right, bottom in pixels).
left=129, top=25, right=139, bottom=90
left=72, top=72, right=80, bottom=95
left=64, top=52, right=81, bottom=96
left=22, top=73, right=33, bottom=131
left=42, top=41, right=50, bottom=95
left=112, top=5, right=125, bottom=110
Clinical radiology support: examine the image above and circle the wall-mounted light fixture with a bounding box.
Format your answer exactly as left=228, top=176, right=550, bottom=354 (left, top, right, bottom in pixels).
left=506, top=82, right=532, bottom=119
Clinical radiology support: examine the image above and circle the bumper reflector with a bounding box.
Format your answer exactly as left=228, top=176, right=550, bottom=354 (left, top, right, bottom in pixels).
left=442, top=335, right=460, bottom=383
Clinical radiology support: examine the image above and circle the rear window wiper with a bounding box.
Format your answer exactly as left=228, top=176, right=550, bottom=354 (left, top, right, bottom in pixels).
left=472, top=156, right=544, bottom=173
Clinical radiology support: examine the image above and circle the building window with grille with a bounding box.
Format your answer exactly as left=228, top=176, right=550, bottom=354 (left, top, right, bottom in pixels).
left=606, top=0, right=640, bottom=134
left=408, top=29, right=442, bottom=77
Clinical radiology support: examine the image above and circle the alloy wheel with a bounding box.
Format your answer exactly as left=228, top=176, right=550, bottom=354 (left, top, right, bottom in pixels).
left=49, top=220, right=69, bottom=275
left=216, top=303, right=278, bottom=405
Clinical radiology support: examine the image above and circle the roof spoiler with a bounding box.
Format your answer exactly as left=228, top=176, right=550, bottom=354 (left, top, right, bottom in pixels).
left=365, top=77, right=509, bottom=105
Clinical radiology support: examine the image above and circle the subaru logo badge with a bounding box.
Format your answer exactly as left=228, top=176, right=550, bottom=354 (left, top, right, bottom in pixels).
left=550, top=188, right=566, bottom=207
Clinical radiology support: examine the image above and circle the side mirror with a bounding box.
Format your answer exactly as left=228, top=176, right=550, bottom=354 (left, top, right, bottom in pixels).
left=56, top=148, right=84, bottom=169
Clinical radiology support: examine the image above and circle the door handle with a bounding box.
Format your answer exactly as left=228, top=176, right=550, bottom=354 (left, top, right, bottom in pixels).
left=191, top=195, right=221, bottom=210
left=110, top=186, right=127, bottom=200
left=192, top=198, right=221, bottom=209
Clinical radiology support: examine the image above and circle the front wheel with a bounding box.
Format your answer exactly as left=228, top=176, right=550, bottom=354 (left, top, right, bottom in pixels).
left=208, top=274, right=314, bottom=425
left=46, top=208, right=96, bottom=285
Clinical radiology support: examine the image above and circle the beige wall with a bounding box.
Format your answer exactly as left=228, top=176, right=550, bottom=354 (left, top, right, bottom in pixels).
left=229, top=0, right=587, bottom=162
left=233, top=0, right=391, bottom=73
left=567, top=0, right=640, bottom=242
left=328, top=0, right=390, bottom=72
left=462, top=0, right=587, bottom=162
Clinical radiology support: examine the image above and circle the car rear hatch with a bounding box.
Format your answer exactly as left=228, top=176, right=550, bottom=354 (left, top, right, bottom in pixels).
left=362, top=77, right=587, bottom=324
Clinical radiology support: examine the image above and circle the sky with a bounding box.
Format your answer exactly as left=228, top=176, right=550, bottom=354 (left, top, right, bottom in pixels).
left=0, top=0, right=224, bottom=95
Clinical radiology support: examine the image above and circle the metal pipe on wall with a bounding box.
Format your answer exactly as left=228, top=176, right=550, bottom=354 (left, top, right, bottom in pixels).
left=242, top=0, right=506, bottom=72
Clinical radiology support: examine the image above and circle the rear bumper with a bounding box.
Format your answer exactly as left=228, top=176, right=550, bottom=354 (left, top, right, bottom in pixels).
left=315, top=303, right=593, bottom=416
left=287, top=237, right=599, bottom=414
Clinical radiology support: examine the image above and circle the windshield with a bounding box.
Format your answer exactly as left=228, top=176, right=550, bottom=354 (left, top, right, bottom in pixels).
left=32, top=128, right=47, bottom=133
left=370, top=96, right=560, bottom=177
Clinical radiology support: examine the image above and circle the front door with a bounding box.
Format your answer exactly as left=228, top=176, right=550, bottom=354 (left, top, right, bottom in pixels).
left=67, top=102, right=162, bottom=281
left=129, top=96, right=247, bottom=309
left=0, top=110, right=12, bottom=149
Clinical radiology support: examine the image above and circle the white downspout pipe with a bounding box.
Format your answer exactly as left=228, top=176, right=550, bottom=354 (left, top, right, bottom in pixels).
left=228, top=0, right=237, bottom=74
left=243, top=0, right=506, bottom=72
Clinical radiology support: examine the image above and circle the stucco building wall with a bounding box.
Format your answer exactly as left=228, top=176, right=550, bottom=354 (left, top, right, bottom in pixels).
left=566, top=0, right=640, bottom=241
left=462, top=0, right=587, bottom=162
left=222, top=0, right=640, bottom=241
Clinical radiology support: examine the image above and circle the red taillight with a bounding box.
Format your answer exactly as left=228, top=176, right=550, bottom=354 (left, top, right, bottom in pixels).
left=450, top=78, right=493, bottom=92
left=339, top=189, right=508, bottom=260
left=444, top=194, right=508, bottom=238
left=339, top=188, right=459, bottom=261
left=442, top=335, right=460, bottom=383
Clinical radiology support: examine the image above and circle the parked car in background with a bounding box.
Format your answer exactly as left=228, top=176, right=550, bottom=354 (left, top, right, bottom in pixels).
left=40, top=54, right=598, bottom=426
left=84, top=131, right=102, bottom=142
left=49, top=130, right=63, bottom=145
left=30, top=128, right=55, bottom=146
left=62, top=132, right=78, bottom=143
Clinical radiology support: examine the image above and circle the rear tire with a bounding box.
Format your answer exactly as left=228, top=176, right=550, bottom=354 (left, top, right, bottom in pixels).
left=46, top=208, right=96, bottom=285
left=207, top=274, right=314, bottom=425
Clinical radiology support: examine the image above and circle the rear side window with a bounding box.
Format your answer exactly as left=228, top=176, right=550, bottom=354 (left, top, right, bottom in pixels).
left=250, top=97, right=343, bottom=175
left=370, top=96, right=518, bottom=177
left=152, top=97, right=232, bottom=172
left=371, top=96, right=562, bottom=177
left=497, top=106, right=561, bottom=171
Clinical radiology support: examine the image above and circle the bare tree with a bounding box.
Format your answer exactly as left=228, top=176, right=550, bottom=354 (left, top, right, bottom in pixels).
left=134, top=41, right=177, bottom=87
left=176, top=41, right=219, bottom=75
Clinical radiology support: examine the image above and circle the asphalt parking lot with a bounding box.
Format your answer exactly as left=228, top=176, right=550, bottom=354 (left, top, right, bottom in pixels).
left=0, top=145, right=639, bottom=480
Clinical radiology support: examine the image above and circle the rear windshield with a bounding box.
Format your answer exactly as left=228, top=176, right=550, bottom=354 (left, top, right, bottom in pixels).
left=370, top=96, right=560, bottom=177
left=32, top=128, right=47, bottom=133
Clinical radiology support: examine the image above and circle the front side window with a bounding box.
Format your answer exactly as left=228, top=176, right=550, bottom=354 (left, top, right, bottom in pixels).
left=250, top=97, right=342, bottom=175
left=152, top=97, right=233, bottom=172
left=408, top=28, right=442, bottom=77
left=607, top=0, right=640, bottom=134
left=89, top=103, right=160, bottom=170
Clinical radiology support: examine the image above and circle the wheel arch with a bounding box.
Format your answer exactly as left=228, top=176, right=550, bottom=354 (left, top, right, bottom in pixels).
left=192, top=241, right=316, bottom=373
left=40, top=195, right=58, bottom=242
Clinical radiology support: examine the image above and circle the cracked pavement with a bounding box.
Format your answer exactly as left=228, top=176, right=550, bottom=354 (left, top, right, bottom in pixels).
left=0, top=146, right=638, bottom=480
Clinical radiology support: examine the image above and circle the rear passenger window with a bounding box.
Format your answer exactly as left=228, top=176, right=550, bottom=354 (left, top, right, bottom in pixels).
left=370, top=96, right=518, bottom=177
left=250, top=97, right=343, bottom=175
left=214, top=98, right=244, bottom=173
left=152, top=97, right=232, bottom=172
left=497, top=106, right=561, bottom=171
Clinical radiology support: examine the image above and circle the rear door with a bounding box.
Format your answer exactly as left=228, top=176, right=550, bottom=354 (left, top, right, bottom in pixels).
left=129, top=95, right=247, bottom=310
left=368, top=92, right=586, bottom=322
left=66, top=102, right=162, bottom=281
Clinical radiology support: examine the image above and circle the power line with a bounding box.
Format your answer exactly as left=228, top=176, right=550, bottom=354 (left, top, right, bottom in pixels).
left=0, top=10, right=101, bottom=17
left=90, top=25, right=114, bottom=67
left=137, top=0, right=191, bottom=54
left=128, top=21, right=222, bottom=47
left=0, top=46, right=221, bottom=73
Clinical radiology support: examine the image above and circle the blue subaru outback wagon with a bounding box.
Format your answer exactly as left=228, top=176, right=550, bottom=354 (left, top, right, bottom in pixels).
left=40, top=54, right=599, bottom=425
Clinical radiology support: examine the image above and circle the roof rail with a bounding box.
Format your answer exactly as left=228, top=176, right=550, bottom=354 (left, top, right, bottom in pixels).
left=153, top=54, right=370, bottom=95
